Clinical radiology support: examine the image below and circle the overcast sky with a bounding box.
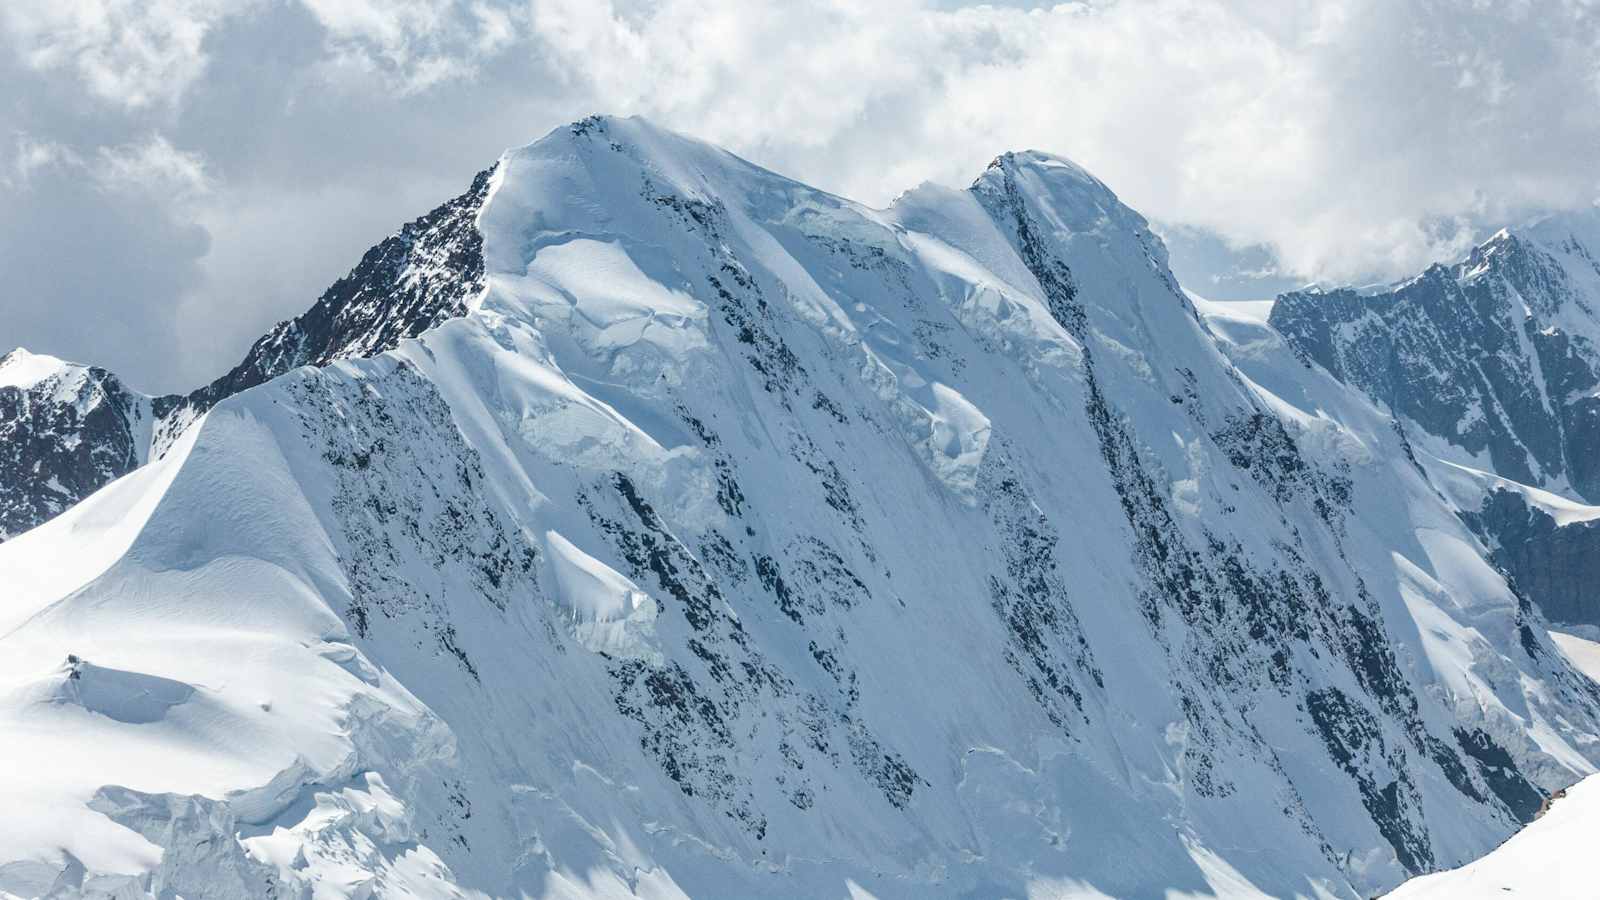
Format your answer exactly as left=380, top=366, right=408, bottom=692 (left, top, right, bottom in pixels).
left=4, top=0, right=1599, bottom=393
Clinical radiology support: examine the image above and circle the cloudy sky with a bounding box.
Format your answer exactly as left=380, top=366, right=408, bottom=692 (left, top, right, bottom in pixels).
left=4, top=0, right=1599, bottom=392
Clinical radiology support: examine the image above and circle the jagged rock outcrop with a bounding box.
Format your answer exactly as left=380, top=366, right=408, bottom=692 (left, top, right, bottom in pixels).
left=155, top=164, right=499, bottom=436
left=1452, top=485, right=1600, bottom=627
left=1272, top=221, right=1600, bottom=502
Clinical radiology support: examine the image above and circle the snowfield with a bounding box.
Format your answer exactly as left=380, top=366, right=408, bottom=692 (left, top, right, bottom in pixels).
left=3, top=117, right=1600, bottom=899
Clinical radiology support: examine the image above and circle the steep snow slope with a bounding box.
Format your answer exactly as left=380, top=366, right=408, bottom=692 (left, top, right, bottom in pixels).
left=1551, top=629, right=1600, bottom=681
left=1383, top=771, right=1600, bottom=899
left=4, top=117, right=1600, bottom=899
left=1424, top=460, right=1600, bottom=627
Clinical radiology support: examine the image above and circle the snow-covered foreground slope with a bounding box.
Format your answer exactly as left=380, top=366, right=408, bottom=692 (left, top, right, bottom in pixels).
left=5, top=117, right=1600, bottom=899
left=1384, top=772, right=1600, bottom=899
left=1384, top=629, right=1600, bottom=899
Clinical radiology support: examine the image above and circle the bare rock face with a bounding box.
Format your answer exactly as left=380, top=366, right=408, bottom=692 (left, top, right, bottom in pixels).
left=160, top=164, right=498, bottom=424
left=1269, top=216, right=1600, bottom=625
left=1272, top=227, right=1600, bottom=503
left=0, top=351, right=152, bottom=541
left=1460, top=488, right=1600, bottom=626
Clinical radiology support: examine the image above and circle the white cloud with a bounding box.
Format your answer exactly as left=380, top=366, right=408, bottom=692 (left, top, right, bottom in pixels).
left=0, top=0, right=513, bottom=107
left=8, top=0, right=1600, bottom=386
left=11, top=0, right=1600, bottom=283
left=3, top=135, right=81, bottom=189
left=95, top=135, right=212, bottom=198
left=4, top=132, right=211, bottom=199
left=0, top=0, right=253, bottom=109
left=523, top=0, right=1600, bottom=283
left=299, top=0, right=525, bottom=93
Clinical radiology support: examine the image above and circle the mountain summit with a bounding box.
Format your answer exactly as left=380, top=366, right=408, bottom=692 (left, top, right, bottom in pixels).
left=2, top=116, right=1596, bottom=899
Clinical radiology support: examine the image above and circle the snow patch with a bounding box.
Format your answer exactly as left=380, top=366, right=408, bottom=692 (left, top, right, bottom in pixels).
left=545, top=529, right=663, bottom=663
left=0, top=348, right=72, bottom=391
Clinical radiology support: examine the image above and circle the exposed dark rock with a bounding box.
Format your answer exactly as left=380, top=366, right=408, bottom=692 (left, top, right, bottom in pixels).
left=1460, top=488, right=1600, bottom=626
left=158, top=164, right=498, bottom=427
left=1272, top=232, right=1600, bottom=501
left=0, top=355, right=149, bottom=541
left=0, top=166, right=498, bottom=543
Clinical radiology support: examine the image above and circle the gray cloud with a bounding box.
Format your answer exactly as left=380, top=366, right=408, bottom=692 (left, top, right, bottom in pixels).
left=0, top=137, right=211, bottom=387
left=3, top=0, right=1599, bottom=391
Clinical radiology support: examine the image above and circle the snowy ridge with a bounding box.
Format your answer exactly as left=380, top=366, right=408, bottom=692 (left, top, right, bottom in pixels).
left=4, top=116, right=1600, bottom=898
left=147, top=160, right=500, bottom=454
left=0, top=350, right=75, bottom=392
left=1386, top=758, right=1600, bottom=899
left=1428, top=456, right=1600, bottom=529
left=1271, top=215, right=1600, bottom=504
left=166, top=162, right=498, bottom=417
left=0, top=164, right=499, bottom=545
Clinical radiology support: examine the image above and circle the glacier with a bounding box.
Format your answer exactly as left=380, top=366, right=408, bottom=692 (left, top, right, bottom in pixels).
left=2, top=116, right=1598, bottom=899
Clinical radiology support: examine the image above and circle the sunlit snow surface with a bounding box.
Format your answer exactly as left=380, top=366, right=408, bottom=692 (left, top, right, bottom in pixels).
left=0, top=350, right=72, bottom=392
left=4, top=118, right=1600, bottom=899
left=1384, top=772, right=1600, bottom=899
left=1384, top=630, right=1600, bottom=899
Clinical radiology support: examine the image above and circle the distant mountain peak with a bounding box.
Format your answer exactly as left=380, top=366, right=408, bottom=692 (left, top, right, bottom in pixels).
left=0, top=349, right=151, bottom=540
left=0, top=347, right=75, bottom=391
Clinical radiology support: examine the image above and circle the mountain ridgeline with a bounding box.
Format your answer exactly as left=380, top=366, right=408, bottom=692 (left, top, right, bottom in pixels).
left=1270, top=214, right=1600, bottom=628
left=0, top=165, right=496, bottom=541
left=2, top=117, right=1598, bottom=899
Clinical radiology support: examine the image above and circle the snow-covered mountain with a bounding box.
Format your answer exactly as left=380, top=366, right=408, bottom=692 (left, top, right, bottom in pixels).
left=0, top=350, right=154, bottom=542
left=1272, top=217, right=1600, bottom=501
left=1269, top=215, right=1600, bottom=627
left=0, top=165, right=496, bottom=544
left=4, top=116, right=1598, bottom=899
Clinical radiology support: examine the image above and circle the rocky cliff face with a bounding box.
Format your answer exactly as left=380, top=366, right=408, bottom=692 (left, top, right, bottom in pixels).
left=154, top=164, right=499, bottom=435
left=1459, top=488, right=1600, bottom=626
left=0, top=350, right=152, bottom=541
left=1269, top=214, right=1600, bottom=626
left=2, top=118, right=1597, bottom=900
left=1272, top=226, right=1600, bottom=502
